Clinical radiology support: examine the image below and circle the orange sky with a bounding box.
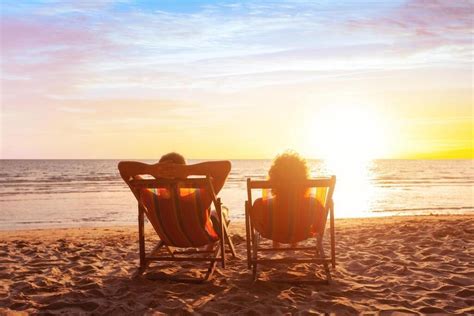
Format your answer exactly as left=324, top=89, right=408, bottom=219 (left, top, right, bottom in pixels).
left=1, top=1, right=472, bottom=159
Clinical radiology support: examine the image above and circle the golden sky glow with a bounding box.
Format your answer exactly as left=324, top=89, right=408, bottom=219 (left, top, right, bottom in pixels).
left=1, top=1, right=472, bottom=159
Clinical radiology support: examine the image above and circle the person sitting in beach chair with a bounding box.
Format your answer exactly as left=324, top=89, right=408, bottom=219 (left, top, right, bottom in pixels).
left=245, top=151, right=336, bottom=283
left=118, top=152, right=236, bottom=282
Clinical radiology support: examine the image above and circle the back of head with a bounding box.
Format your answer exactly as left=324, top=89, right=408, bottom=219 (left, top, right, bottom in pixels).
left=159, top=152, right=186, bottom=165
left=268, top=151, right=309, bottom=196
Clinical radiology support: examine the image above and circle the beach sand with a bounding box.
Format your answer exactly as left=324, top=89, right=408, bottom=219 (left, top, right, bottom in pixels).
left=1, top=215, right=473, bottom=315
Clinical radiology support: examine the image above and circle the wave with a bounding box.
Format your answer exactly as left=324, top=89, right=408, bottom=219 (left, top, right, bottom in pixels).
left=1, top=160, right=472, bottom=229
left=6, top=220, right=64, bottom=224
left=0, top=189, right=127, bottom=198
left=0, top=176, right=120, bottom=184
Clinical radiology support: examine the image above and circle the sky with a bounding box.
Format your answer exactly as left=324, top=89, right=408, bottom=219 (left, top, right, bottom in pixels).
left=1, top=0, right=472, bottom=159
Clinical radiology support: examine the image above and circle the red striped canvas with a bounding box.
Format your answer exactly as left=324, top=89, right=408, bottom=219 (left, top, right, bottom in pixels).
left=139, top=186, right=219, bottom=248
left=250, top=187, right=328, bottom=243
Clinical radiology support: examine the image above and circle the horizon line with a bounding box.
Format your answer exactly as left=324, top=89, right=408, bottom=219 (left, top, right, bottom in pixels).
left=1, top=157, right=472, bottom=161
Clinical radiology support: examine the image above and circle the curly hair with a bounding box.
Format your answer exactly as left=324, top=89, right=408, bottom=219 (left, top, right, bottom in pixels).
left=268, top=151, right=309, bottom=196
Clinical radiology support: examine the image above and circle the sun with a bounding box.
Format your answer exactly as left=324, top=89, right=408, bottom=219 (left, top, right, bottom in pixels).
left=303, top=103, right=389, bottom=217
left=308, top=103, right=388, bottom=162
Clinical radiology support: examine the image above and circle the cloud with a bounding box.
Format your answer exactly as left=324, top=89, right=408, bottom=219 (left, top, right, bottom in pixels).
left=1, top=0, right=472, bottom=101
left=346, top=0, right=473, bottom=54
left=1, top=12, right=119, bottom=107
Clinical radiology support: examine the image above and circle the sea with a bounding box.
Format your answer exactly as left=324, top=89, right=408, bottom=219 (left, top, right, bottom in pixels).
left=0, top=159, right=473, bottom=230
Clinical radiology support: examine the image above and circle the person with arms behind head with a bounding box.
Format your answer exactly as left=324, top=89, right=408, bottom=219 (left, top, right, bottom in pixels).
left=118, top=152, right=231, bottom=236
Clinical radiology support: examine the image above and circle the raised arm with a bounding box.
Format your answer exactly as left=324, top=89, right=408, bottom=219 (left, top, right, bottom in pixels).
left=118, top=161, right=155, bottom=183
left=118, top=160, right=232, bottom=194
left=182, top=161, right=231, bottom=194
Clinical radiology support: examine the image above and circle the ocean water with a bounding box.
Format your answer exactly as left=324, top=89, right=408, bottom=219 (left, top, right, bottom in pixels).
left=0, top=159, right=473, bottom=230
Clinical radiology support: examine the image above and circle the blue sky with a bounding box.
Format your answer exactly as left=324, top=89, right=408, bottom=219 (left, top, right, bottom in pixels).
left=1, top=0, right=472, bottom=158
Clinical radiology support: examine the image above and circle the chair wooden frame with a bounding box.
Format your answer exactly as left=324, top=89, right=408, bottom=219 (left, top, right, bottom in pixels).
left=245, top=176, right=336, bottom=283
left=129, top=176, right=236, bottom=283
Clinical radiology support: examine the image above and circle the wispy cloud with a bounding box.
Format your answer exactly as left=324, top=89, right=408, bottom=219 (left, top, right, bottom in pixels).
left=346, top=0, right=473, bottom=57
left=2, top=0, right=471, bottom=99
left=1, top=0, right=472, bottom=158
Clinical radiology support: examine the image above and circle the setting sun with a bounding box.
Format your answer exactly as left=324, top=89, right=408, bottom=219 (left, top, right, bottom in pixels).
left=1, top=1, right=473, bottom=314
left=308, top=104, right=389, bottom=161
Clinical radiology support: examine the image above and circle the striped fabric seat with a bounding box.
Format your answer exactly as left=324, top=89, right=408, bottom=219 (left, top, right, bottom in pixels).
left=139, top=186, right=219, bottom=248
left=250, top=187, right=328, bottom=243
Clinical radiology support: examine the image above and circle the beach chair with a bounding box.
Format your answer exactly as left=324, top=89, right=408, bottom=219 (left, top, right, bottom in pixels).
left=245, top=176, right=336, bottom=283
left=128, top=176, right=236, bottom=282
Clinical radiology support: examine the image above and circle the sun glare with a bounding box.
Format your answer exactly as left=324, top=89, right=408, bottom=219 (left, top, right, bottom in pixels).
left=305, top=103, right=389, bottom=217
left=309, top=103, right=388, bottom=162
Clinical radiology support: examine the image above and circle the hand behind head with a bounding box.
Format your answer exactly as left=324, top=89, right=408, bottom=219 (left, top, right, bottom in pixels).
left=152, top=163, right=188, bottom=179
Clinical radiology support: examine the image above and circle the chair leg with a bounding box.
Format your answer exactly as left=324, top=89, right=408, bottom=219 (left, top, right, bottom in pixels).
left=223, top=224, right=236, bottom=258
left=133, top=240, right=164, bottom=279
left=252, top=233, right=259, bottom=281
left=132, top=266, right=146, bottom=279
left=330, top=203, right=336, bottom=268
left=215, top=200, right=226, bottom=269
left=138, top=205, right=146, bottom=270
left=252, top=261, right=258, bottom=281
left=317, top=236, right=332, bottom=284
left=245, top=201, right=252, bottom=269
left=203, top=246, right=221, bottom=281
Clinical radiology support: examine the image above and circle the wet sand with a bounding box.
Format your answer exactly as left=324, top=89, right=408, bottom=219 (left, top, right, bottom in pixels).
left=1, top=215, right=473, bottom=315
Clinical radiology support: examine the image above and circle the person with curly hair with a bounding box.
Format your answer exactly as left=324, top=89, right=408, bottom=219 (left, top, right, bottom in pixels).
left=268, top=151, right=310, bottom=197
left=251, top=151, right=325, bottom=248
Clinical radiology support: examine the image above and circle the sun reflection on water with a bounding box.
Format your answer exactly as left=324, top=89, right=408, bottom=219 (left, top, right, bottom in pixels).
left=313, top=158, right=377, bottom=218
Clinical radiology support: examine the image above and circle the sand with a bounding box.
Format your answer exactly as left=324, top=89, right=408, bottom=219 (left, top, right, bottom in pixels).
left=1, top=215, right=473, bottom=315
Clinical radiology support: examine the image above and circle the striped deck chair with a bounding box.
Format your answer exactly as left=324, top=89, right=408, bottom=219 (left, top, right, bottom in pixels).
left=129, top=176, right=236, bottom=282
left=245, top=176, right=336, bottom=283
